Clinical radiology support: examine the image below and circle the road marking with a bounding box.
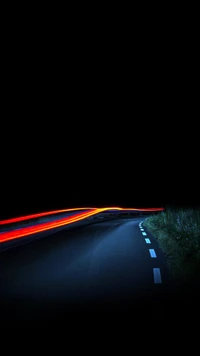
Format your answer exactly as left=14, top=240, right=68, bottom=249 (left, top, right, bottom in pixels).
left=149, top=249, right=157, bottom=258
left=142, top=231, right=147, bottom=235
left=145, top=238, right=151, bottom=244
left=140, top=228, right=144, bottom=231
left=153, top=268, right=162, bottom=283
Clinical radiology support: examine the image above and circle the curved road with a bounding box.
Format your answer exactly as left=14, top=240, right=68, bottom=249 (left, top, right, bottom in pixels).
left=0, top=216, right=177, bottom=326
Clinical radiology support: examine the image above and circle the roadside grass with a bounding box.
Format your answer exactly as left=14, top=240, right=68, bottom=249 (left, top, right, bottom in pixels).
left=143, top=206, right=200, bottom=285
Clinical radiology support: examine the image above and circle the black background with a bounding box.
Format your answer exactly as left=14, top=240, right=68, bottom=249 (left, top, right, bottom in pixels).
left=1, top=13, right=199, bottom=219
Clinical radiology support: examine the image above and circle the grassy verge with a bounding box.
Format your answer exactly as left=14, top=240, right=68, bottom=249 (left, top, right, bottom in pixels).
left=143, top=206, right=200, bottom=286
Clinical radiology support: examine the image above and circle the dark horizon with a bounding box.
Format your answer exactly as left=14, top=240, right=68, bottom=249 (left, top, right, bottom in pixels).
left=1, top=160, right=199, bottom=219
left=1, top=188, right=199, bottom=220
left=1, top=154, right=199, bottom=219
left=1, top=111, right=199, bottom=220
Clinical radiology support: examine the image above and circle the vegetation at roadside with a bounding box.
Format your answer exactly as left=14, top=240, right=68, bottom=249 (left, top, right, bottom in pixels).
left=143, top=206, right=200, bottom=285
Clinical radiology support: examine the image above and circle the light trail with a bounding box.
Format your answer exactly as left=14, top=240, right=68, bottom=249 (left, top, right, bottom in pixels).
left=0, top=207, right=95, bottom=225
left=0, top=207, right=164, bottom=225
left=0, top=206, right=164, bottom=244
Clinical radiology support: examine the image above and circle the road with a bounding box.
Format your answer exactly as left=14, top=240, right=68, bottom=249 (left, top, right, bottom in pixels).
left=0, top=215, right=182, bottom=327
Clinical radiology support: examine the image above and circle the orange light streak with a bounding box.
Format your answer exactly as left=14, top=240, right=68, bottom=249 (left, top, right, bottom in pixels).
left=0, top=207, right=164, bottom=244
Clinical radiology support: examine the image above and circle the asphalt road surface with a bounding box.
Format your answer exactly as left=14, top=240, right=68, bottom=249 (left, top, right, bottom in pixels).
left=0, top=216, right=191, bottom=327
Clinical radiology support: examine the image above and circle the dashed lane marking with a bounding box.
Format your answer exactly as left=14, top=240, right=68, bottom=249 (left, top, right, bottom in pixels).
left=153, top=268, right=162, bottom=283
left=149, top=249, right=157, bottom=258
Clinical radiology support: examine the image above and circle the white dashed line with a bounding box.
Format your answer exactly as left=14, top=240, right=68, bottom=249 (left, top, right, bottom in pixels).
left=138, top=223, right=162, bottom=285
left=149, top=249, right=157, bottom=258
left=153, top=268, right=162, bottom=283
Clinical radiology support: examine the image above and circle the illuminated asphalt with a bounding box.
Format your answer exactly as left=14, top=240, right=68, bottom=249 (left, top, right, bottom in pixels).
left=0, top=216, right=187, bottom=327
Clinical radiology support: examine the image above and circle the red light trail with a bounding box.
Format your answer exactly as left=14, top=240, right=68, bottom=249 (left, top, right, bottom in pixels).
left=0, top=207, right=164, bottom=244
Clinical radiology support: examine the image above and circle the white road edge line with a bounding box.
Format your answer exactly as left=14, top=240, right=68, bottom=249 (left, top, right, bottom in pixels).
left=145, top=238, right=151, bottom=244
left=142, top=231, right=147, bottom=235
left=153, top=268, right=162, bottom=283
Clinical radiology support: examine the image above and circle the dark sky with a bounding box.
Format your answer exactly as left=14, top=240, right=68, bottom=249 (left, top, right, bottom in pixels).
left=1, top=23, right=199, bottom=219
left=1, top=111, right=199, bottom=220
left=1, top=73, right=199, bottom=220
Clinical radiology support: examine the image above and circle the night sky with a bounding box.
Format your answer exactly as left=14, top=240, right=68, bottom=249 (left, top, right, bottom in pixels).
left=1, top=113, right=199, bottom=220
left=1, top=76, right=199, bottom=220
left=1, top=21, right=199, bottom=220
